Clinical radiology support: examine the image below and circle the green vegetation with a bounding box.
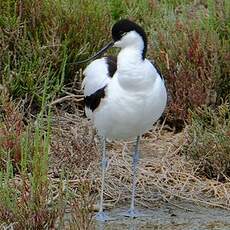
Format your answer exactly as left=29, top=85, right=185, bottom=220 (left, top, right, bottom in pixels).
left=0, top=94, right=60, bottom=228
left=0, top=0, right=229, bottom=228
left=184, top=102, right=230, bottom=181
left=1, top=0, right=229, bottom=115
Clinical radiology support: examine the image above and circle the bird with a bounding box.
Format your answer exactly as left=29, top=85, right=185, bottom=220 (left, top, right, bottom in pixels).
left=79, top=19, right=167, bottom=221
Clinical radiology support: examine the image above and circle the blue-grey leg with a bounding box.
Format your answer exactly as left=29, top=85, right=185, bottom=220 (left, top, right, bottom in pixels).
left=95, top=136, right=110, bottom=221
left=124, top=136, right=141, bottom=218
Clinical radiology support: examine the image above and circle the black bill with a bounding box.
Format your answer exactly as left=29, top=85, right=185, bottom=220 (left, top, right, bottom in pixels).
left=76, top=41, right=114, bottom=64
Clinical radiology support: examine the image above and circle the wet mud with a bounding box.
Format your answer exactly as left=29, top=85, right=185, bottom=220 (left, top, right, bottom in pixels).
left=95, top=202, right=230, bottom=230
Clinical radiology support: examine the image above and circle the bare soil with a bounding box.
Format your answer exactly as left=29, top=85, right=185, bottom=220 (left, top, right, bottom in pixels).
left=95, top=202, right=230, bottom=230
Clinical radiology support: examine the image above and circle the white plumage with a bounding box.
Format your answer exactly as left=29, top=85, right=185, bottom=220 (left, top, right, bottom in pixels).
left=83, top=55, right=166, bottom=139
left=79, top=19, right=167, bottom=221
left=82, top=58, right=110, bottom=97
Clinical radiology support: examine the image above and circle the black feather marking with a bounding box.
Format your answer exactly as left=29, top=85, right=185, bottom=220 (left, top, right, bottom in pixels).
left=112, top=19, right=147, bottom=60
left=151, top=60, right=163, bottom=79
left=85, top=86, right=106, bottom=112
left=106, top=56, right=117, bottom=78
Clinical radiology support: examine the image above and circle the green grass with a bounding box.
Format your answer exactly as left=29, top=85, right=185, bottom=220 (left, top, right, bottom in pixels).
left=0, top=0, right=229, bottom=227
left=0, top=82, right=65, bottom=228
left=1, top=0, right=229, bottom=118
left=184, top=102, right=230, bottom=181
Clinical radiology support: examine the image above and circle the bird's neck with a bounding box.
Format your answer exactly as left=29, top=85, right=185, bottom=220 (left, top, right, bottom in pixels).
left=117, top=47, right=144, bottom=72
left=116, top=47, right=151, bottom=92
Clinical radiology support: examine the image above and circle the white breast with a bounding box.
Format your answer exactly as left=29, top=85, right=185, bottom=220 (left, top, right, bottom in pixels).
left=91, top=60, right=167, bottom=139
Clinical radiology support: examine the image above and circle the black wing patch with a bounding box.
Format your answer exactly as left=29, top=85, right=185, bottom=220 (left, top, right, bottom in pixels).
left=84, top=56, right=116, bottom=112
left=85, top=86, right=106, bottom=112
left=106, top=56, right=117, bottom=78
left=151, top=60, right=163, bottom=79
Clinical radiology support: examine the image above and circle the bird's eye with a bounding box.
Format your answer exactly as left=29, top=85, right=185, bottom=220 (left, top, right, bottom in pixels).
left=118, top=31, right=127, bottom=37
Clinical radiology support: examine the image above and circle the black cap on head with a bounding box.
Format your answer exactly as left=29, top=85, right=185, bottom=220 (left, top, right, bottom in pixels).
left=75, top=19, right=148, bottom=64
left=112, top=19, right=147, bottom=59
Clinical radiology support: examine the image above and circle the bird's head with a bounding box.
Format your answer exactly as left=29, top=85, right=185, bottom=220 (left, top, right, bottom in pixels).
left=77, top=19, right=147, bottom=64
left=112, top=19, right=147, bottom=59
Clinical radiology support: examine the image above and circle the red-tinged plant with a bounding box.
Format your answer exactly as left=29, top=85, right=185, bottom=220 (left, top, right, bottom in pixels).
left=0, top=98, right=25, bottom=170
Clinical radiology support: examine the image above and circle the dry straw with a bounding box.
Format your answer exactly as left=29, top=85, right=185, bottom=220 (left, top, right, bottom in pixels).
left=50, top=112, right=230, bottom=212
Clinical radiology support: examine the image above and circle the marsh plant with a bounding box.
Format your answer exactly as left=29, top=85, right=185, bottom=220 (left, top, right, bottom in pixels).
left=1, top=0, right=229, bottom=123
left=0, top=0, right=229, bottom=228
left=185, top=102, right=230, bottom=181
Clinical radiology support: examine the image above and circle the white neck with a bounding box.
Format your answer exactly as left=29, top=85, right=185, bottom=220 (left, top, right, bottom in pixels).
left=115, top=47, right=150, bottom=92
left=117, top=47, right=143, bottom=73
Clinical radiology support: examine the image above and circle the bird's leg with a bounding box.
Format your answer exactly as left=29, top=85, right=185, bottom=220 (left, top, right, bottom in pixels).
left=130, top=135, right=140, bottom=213
left=95, top=136, right=110, bottom=221
left=123, top=136, right=141, bottom=218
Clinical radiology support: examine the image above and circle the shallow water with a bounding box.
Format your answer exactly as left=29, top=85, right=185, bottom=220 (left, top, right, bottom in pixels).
left=95, top=202, right=230, bottom=230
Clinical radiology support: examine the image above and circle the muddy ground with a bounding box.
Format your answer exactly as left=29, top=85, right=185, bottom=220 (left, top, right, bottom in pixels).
left=95, top=202, right=230, bottom=230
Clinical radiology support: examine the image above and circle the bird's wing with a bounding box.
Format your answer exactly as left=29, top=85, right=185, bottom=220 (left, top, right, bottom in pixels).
left=82, top=56, right=117, bottom=96
left=149, top=59, right=164, bottom=81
